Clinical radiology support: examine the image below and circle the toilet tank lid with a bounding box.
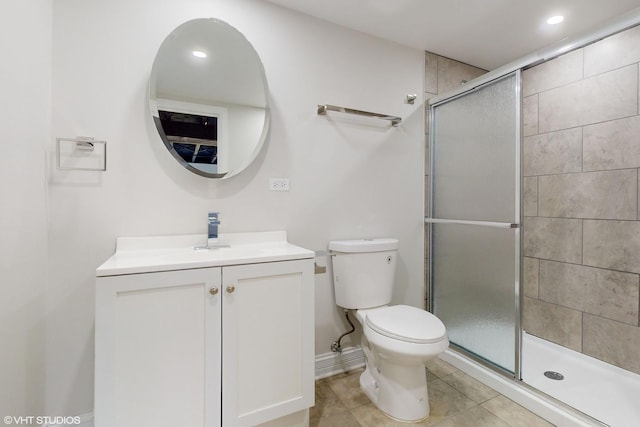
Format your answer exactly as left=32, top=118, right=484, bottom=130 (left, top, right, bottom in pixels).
left=328, top=238, right=398, bottom=253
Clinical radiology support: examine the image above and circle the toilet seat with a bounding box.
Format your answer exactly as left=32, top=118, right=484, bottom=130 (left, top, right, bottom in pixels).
left=365, top=305, right=446, bottom=344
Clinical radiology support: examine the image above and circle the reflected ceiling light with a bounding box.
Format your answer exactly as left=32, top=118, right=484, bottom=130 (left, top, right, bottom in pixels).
left=192, top=50, right=207, bottom=58
left=546, top=15, right=564, bottom=25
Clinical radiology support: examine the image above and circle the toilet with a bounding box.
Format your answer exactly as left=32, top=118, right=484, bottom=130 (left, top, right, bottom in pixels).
left=329, top=238, right=449, bottom=422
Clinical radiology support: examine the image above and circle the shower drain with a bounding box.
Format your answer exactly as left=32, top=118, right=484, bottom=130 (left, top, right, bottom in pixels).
left=544, top=371, right=564, bottom=380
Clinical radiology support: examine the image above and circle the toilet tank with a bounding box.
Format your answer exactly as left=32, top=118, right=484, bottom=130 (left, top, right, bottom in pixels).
left=329, top=238, right=398, bottom=309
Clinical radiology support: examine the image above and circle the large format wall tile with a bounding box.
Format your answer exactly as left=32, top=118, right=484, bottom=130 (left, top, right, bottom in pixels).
left=538, top=65, right=638, bottom=133
left=425, top=52, right=438, bottom=94
left=523, top=257, right=539, bottom=298
left=522, top=49, right=583, bottom=97
left=522, top=128, right=582, bottom=176
left=522, top=95, right=538, bottom=137
left=437, top=56, right=486, bottom=94
left=538, top=170, right=638, bottom=220
left=583, top=115, right=640, bottom=171
left=584, top=25, right=640, bottom=77
left=522, top=177, right=538, bottom=216
left=587, top=269, right=640, bottom=325
left=523, top=297, right=582, bottom=351
left=521, top=23, right=640, bottom=374
left=583, top=314, right=640, bottom=374
left=539, top=261, right=586, bottom=310
left=584, top=220, right=640, bottom=273
left=539, top=260, right=639, bottom=325
left=522, top=217, right=582, bottom=263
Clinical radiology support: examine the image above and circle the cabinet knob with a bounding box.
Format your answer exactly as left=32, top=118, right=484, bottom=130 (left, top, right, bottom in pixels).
left=209, top=287, right=219, bottom=295
left=226, top=285, right=236, bottom=294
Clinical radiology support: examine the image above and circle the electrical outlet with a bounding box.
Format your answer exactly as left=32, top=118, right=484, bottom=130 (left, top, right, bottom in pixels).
left=269, top=178, right=290, bottom=191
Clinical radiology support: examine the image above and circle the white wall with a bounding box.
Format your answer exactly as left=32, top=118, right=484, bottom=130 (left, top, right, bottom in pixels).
left=0, top=0, right=51, bottom=416
left=0, top=0, right=51, bottom=419
left=45, top=0, right=424, bottom=417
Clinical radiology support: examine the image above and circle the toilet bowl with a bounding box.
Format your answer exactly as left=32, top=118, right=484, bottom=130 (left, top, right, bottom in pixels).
left=328, top=238, right=449, bottom=422
left=356, top=305, right=449, bottom=421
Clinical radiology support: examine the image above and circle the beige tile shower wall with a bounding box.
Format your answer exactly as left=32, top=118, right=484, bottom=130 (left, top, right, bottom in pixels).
left=522, top=24, right=640, bottom=374
left=424, top=52, right=486, bottom=310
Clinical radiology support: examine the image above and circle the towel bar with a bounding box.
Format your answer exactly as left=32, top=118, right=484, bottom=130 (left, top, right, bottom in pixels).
left=317, top=104, right=401, bottom=126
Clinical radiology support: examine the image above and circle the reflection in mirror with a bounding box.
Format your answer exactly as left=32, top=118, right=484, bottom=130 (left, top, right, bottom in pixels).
left=159, top=110, right=218, bottom=174
left=150, top=18, right=269, bottom=178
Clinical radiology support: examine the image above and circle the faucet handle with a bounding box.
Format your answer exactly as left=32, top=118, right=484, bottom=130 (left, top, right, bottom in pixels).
left=208, top=212, right=220, bottom=225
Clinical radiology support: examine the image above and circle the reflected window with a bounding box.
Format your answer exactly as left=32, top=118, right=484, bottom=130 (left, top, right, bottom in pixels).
left=193, top=145, right=217, bottom=164
left=159, top=110, right=218, bottom=165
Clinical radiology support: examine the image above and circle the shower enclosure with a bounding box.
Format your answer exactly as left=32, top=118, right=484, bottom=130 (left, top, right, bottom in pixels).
left=428, top=72, right=520, bottom=376
left=426, top=16, right=640, bottom=427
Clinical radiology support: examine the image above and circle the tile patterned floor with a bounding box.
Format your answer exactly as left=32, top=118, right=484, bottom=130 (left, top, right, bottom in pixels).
left=311, top=358, right=555, bottom=427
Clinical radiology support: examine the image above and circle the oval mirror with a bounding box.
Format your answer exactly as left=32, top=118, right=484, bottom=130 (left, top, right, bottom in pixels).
left=150, top=18, right=270, bottom=178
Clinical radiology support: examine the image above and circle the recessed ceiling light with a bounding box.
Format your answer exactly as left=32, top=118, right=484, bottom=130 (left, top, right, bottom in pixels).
left=192, top=50, right=207, bottom=58
left=546, top=15, right=564, bottom=25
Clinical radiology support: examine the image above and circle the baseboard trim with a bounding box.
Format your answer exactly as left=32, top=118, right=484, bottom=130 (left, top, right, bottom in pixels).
left=315, top=346, right=364, bottom=380
left=44, top=412, right=93, bottom=427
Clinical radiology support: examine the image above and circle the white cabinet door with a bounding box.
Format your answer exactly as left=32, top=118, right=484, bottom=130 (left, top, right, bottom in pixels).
left=222, top=259, right=314, bottom=427
left=95, top=268, right=222, bottom=427
left=95, top=259, right=314, bottom=427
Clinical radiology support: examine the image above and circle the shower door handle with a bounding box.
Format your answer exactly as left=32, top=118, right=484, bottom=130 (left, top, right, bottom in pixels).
left=425, top=218, right=519, bottom=229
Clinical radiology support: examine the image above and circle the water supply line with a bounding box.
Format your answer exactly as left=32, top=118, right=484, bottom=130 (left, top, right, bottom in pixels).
left=331, top=310, right=355, bottom=354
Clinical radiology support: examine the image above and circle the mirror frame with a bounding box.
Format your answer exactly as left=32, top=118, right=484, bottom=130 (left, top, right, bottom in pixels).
left=149, top=18, right=270, bottom=179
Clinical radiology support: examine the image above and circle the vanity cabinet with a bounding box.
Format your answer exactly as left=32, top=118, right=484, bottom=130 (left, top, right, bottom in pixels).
left=94, top=233, right=314, bottom=427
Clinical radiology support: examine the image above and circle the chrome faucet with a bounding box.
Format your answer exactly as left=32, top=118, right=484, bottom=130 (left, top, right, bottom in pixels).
left=208, top=212, right=220, bottom=245
left=195, top=212, right=229, bottom=250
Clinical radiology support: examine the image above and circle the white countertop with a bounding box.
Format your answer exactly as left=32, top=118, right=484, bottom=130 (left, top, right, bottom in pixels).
left=96, top=231, right=314, bottom=276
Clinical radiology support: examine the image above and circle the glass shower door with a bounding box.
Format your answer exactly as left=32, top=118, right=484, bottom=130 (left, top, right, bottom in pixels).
left=428, top=72, right=520, bottom=375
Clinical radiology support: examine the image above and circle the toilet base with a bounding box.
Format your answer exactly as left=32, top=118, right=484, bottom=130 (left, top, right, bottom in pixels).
left=360, top=356, right=431, bottom=422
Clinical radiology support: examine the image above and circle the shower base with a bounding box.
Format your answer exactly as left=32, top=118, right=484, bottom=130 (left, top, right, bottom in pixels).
left=522, top=332, right=640, bottom=427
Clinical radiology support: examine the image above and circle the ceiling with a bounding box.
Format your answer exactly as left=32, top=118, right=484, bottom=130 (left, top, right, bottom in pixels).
left=265, top=0, right=640, bottom=70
